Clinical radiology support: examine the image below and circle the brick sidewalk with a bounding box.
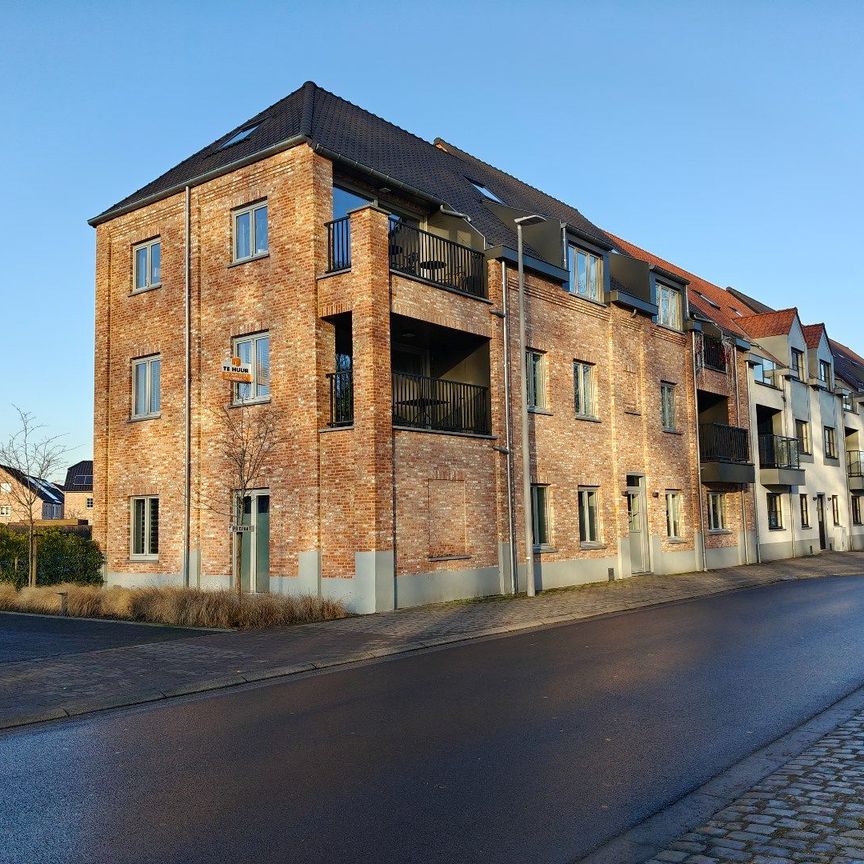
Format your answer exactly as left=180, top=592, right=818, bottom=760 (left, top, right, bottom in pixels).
left=0, top=550, right=862, bottom=731
left=648, top=710, right=864, bottom=864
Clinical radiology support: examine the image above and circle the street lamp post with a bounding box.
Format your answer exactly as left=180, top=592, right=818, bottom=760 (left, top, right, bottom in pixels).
left=515, top=215, right=546, bottom=597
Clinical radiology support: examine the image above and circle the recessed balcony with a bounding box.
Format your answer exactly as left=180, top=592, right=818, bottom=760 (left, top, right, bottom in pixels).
left=759, top=434, right=805, bottom=487
left=849, top=451, right=864, bottom=492
left=699, top=423, right=755, bottom=484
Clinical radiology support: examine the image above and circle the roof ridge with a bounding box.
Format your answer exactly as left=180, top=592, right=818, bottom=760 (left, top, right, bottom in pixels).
left=739, top=306, right=798, bottom=319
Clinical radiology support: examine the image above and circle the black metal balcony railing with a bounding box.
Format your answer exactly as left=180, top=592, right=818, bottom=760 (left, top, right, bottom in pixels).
left=759, top=434, right=800, bottom=469
left=849, top=451, right=864, bottom=477
left=327, top=370, right=353, bottom=426
left=325, top=217, right=351, bottom=273
left=388, top=221, right=487, bottom=299
left=392, top=372, right=490, bottom=435
left=700, top=337, right=727, bottom=373
left=700, top=423, right=751, bottom=464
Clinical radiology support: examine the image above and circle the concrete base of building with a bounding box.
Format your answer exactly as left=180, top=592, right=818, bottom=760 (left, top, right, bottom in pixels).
left=395, top=565, right=501, bottom=608
left=852, top=533, right=864, bottom=551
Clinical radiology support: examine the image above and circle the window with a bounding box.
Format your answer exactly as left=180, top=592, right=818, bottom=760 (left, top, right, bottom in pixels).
left=0, top=505, right=10, bottom=517
left=578, top=487, right=600, bottom=544
left=832, top=495, right=841, bottom=526
left=767, top=493, right=783, bottom=530
left=573, top=361, right=596, bottom=418
left=853, top=495, right=863, bottom=526
left=232, top=333, right=270, bottom=404
left=86, top=497, right=94, bottom=509
left=530, top=484, right=550, bottom=548
left=132, top=356, right=161, bottom=419
left=526, top=350, right=546, bottom=410
left=468, top=180, right=504, bottom=204
left=219, top=124, right=259, bottom=149
left=567, top=245, right=604, bottom=301
left=130, top=496, right=159, bottom=559
left=790, top=349, right=804, bottom=380
left=233, top=201, right=268, bottom=261
left=707, top=493, right=726, bottom=531
left=819, top=360, right=832, bottom=385
left=332, top=186, right=372, bottom=220
left=133, top=238, right=161, bottom=292
left=800, top=494, right=810, bottom=528
left=660, top=382, right=677, bottom=431
left=824, top=426, right=838, bottom=459
left=795, top=419, right=811, bottom=454
left=656, top=282, right=682, bottom=330
left=843, top=391, right=856, bottom=413
left=665, top=492, right=682, bottom=539
left=753, top=356, right=778, bottom=385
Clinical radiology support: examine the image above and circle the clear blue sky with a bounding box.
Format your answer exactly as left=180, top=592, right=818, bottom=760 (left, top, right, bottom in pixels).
left=1, top=0, right=862, bottom=473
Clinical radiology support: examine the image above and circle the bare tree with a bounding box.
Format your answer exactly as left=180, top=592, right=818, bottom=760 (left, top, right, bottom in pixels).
left=200, top=404, right=280, bottom=598
left=0, top=407, right=67, bottom=588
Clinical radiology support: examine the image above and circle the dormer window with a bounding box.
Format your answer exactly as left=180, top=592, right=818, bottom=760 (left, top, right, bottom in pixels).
left=656, top=282, right=682, bottom=330
left=468, top=180, right=503, bottom=204
left=790, top=349, right=804, bottom=380
left=818, top=360, right=831, bottom=385
left=567, top=244, right=603, bottom=301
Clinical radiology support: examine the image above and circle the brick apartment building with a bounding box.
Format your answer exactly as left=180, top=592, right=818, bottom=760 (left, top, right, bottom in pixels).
left=89, top=81, right=864, bottom=611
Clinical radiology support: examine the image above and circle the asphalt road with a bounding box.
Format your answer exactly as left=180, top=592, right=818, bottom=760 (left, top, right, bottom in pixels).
left=3, top=576, right=864, bottom=864
left=0, top=612, right=208, bottom=663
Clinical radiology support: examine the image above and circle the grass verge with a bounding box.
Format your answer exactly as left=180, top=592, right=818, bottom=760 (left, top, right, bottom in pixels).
left=0, top=583, right=347, bottom=629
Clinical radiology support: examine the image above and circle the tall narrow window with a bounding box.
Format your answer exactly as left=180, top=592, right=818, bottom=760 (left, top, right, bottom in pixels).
left=767, top=493, right=783, bottom=530
left=133, top=238, right=161, bottom=291
left=130, top=496, right=159, bottom=558
left=832, top=495, right=841, bottom=526
left=795, top=419, right=811, bottom=454
left=824, top=426, right=837, bottom=459
left=656, top=283, right=682, bottom=330
left=567, top=245, right=603, bottom=301
left=660, top=382, right=677, bottom=431
left=665, top=492, right=682, bottom=539
left=790, top=349, right=804, bottom=380
left=707, top=493, right=726, bottom=531
left=852, top=495, right=863, bottom=526
left=578, top=486, right=600, bottom=543
left=819, top=360, right=831, bottom=385
left=800, top=493, right=810, bottom=528
left=232, top=333, right=270, bottom=404
left=526, top=350, right=546, bottom=410
left=131, top=356, right=161, bottom=419
left=233, top=201, right=268, bottom=261
left=573, top=361, right=596, bottom=418
left=530, top=484, right=550, bottom=548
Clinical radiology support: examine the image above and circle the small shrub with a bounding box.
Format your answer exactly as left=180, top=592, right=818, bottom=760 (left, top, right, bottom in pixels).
left=35, top=530, right=104, bottom=586
left=0, top=527, right=28, bottom=588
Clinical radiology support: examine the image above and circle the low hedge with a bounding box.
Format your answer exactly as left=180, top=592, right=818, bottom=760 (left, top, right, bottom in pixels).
left=0, top=526, right=103, bottom=589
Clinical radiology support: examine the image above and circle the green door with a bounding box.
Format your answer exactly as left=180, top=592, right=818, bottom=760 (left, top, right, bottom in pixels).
left=239, top=491, right=270, bottom=593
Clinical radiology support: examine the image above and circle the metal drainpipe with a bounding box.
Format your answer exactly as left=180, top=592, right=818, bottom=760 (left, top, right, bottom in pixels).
left=732, top=340, right=748, bottom=565
left=692, top=335, right=708, bottom=571
left=500, top=261, right=517, bottom=594
left=183, top=186, right=192, bottom=587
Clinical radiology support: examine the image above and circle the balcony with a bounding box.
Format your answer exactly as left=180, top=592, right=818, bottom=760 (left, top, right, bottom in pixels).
left=699, top=337, right=727, bottom=373
left=326, top=370, right=353, bottom=427
left=759, top=434, right=805, bottom=487
left=849, top=451, right=864, bottom=491
left=325, top=216, right=352, bottom=273
left=699, top=423, right=755, bottom=484
left=392, top=372, right=490, bottom=435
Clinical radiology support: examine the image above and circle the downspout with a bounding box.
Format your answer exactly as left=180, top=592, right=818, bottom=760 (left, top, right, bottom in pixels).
left=183, top=186, right=192, bottom=587
left=500, top=261, right=517, bottom=593
left=691, top=335, right=708, bottom=571
left=732, top=340, right=748, bottom=565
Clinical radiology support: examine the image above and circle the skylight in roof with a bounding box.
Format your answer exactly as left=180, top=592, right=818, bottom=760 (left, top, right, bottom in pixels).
left=696, top=291, right=721, bottom=310
left=219, top=124, right=260, bottom=150
left=469, top=180, right=504, bottom=204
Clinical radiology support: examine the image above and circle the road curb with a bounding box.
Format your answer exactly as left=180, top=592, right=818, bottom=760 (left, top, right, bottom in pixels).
left=573, top=682, right=864, bottom=864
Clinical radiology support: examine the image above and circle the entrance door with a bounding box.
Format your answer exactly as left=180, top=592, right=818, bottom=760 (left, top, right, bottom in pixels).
left=816, top=494, right=827, bottom=550
left=626, top=475, right=650, bottom=574
left=240, top=490, right=270, bottom=593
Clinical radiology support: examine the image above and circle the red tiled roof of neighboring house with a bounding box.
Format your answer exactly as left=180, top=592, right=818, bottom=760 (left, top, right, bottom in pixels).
left=736, top=308, right=800, bottom=339
left=802, top=323, right=827, bottom=349
left=605, top=233, right=750, bottom=339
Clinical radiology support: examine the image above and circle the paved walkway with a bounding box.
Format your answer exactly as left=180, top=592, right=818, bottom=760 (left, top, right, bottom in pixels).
left=648, top=709, right=864, bottom=864
left=1, top=550, right=862, bottom=731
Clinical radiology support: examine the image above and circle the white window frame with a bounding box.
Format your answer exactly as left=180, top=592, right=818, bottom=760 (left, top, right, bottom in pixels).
left=530, top=483, right=550, bottom=548
left=526, top=350, right=546, bottom=411
left=578, top=486, right=601, bottom=544
left=232, top=333, right=271, bottom=405
left=130, top=496, right=159, bottom=560
left=665, top=491, right=682, bottom=539
left=800, top=493, right=810, bottom=528
left=767, top=492, right=783, bottom=530
left=819, top=360, right=832, bottom=385
left=660, top=382, right=677, bottom=431
left=832, top=495, right=841, bottom=526
left=656, top=282, right=682, bottom=330
left=707, top=493, right=726, bottom=531
left=567, top=244, right=604, bottom=302
left=573, top=361, right=596, bottom=418
left=132, top=238, right=161, bottom=292
left=131, top=355, right=161, bottom=419
left=233, top=201, right=269, bottom=262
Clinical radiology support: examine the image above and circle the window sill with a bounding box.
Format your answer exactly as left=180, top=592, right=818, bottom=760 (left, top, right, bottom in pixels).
left=655, top=324, right=685, bottom=335
left=768, top=527, right=785, bottom=532
left=229, top=399, right=271, bottom=409
left=129, top=556, right=159, bottom=563
left=663, top=428, right=683, bottom=435
left=825, top=457, right=840, bottom=465
left=579, top=542, right=606, bottom=550
left=563, top=290, right=606, bottom=309
left=428, top=555, right=471, bottom=562
left=666, top=537, right=687, bottom=545
left=575, top=414, right=601, bottom=423
left=624, top=409, right=642, bottom=416
left=754, top=381, right=782, bottom=391
left=528, top=407, right=552, bottom=416
left=707, top=529, right=732, bottom=535
left=130, top=284, right=161, bottom=296
left=532, top=545, right=558, bottom=554
left=320, top=425, right=353, bottom=433
left=129, top=414, right=161, bottom=423
left=228, top=252, right=270, bottom=269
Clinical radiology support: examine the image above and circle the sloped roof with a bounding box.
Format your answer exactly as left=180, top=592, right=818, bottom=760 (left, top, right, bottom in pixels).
left=605, top=233, right=749, bottom=338
left=831, top=339, right=864, bottom=391
left=802, top=323, right=827, bottom=350
left=0, top=465, right=64, bottom=505
left=90, top=81, right=611, bottom=252
left=63, top=460, right=93, bottom=493
left=736, top=308, right=800, bottom=339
